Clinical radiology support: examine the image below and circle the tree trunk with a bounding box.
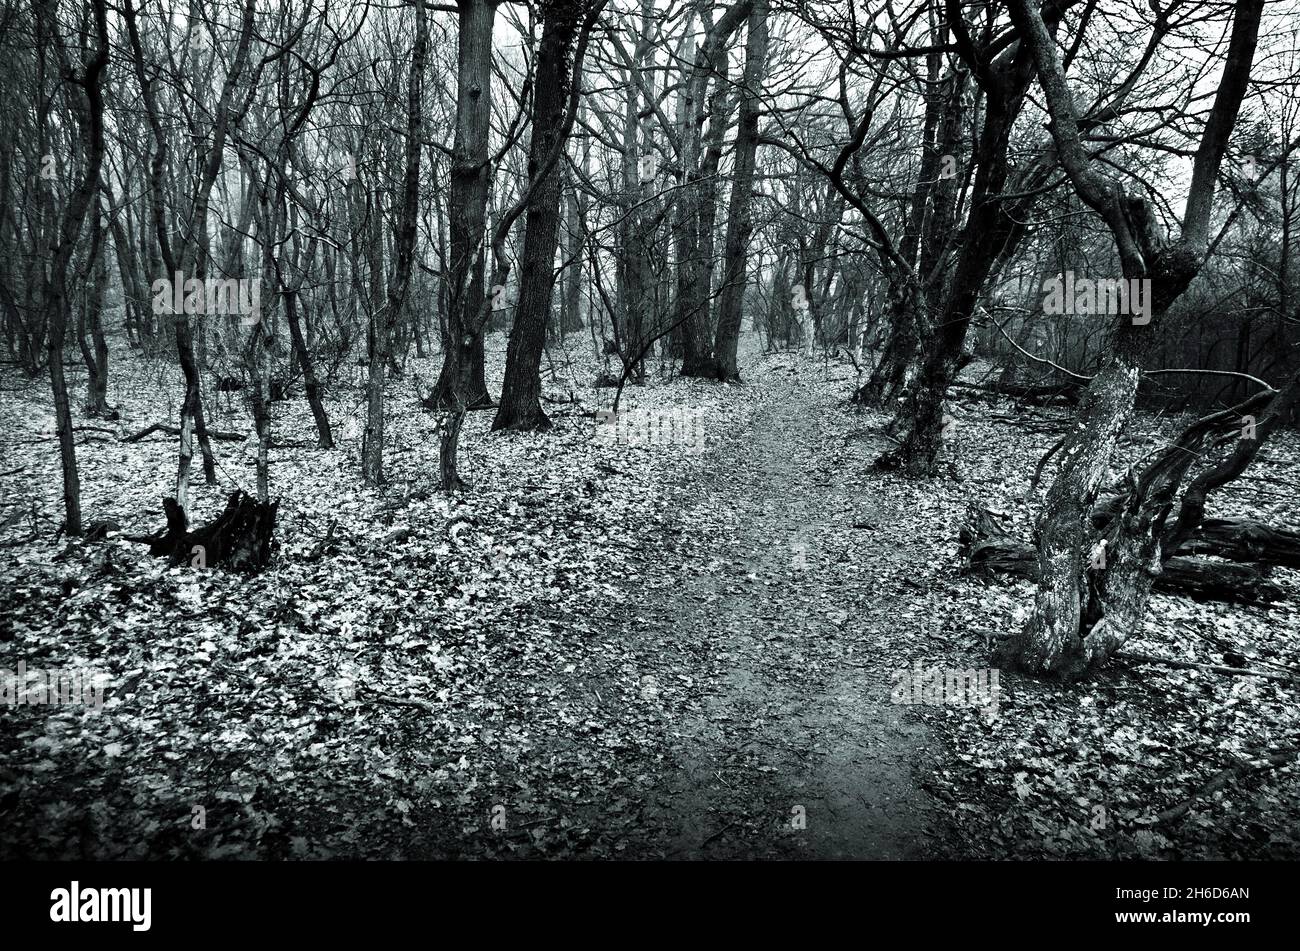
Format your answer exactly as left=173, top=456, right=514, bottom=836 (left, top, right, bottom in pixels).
left=961, top=507, right=1286, bottom=605
left=427, top=0, right=497, bottom=412
left=675, top=0, right=751, bottom=378
left=493, top=0, right=586, bottom=432
left=34, top=0, right=113, bottom=536
left=1003, top=0, right=1266, bottom=678
left=76, top=212, right=113, bottom=418
left=285, top=289, right=333, bottom=449
left=712, top=0, right=768, bottom=380
left=364, top=0, right=428, bottom=484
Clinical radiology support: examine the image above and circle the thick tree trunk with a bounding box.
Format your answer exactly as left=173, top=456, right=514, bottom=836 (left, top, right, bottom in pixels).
left=712, top=0, right=768, bottom=380
left=675, top=0, right=751, bottom=379
left=493, top=0, right=585, bottom=432
left=427, top=0, right=497, bottom=412
left=855, top=287, right=923, bottom=405
left=1004, top=0, right=1266, bottom=678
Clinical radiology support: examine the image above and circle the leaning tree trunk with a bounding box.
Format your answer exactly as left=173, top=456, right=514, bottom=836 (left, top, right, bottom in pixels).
left=35, top=0, right=113, bottom=536
left=76, top=212, right=113, bottom=418
left=1001, top=0, right=1265, bottom=678
left=285, top=288, right=333, bottom=448
left=855, top=285, right=923, bottom=405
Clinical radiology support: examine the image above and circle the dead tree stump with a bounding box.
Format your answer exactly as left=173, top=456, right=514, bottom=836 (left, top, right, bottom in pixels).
left=145, top=490, right=278, bottom=571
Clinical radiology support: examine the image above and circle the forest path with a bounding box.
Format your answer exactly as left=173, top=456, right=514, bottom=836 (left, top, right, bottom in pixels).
left=619, top=367, right=939, bottom=858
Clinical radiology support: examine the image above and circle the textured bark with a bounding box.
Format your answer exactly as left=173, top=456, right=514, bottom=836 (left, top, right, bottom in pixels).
left=76, top=213, right=112, bottom=418
left=612, top=0, right=655, bottom=379
left=712, top=0, right=769, bottom=380
left=855, top=41, right=961, bottom=408
left=440, top=0, right=603, bottom=487
left=856, top=287, right=924, bottom=405
left=675, top=0, right=751, bottom=378
left=34, top=0, right=113, bottom=536
left=143, top=490, right=277, bottom=571
left=880, top=12, right=1043, bottom=475
left=493, top=0, right=586, bottom=432
left=285, top=289, right=333, bottom=449
left=428, top=0, right=498, bottom=412
left=961, top=508, right=1285, bottom=605
left=1175, top=518, right=1300, bottom=569
left=1005, top=0, right=1267, bottom=678
left=559, top=165, right=584, bottom=337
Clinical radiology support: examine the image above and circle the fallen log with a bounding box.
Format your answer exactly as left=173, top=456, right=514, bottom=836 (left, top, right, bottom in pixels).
left=1177, top=518, right=1300, bottom=570
left=125, top=422, right=246, bottom=443
left=133, top=490, right=277, bottom=571
left=959, top=507, right=1285, bottom=604
left=951, top=379, right=1083, bottom=406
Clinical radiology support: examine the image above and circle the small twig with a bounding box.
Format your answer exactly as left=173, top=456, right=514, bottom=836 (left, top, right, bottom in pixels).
left=362, top=689, right=439, bottom=715
left=1157, top=747, right=1300, bottom=824
left=308, top=519, right=337, bottom=560
left=701, top=821, right=739, bottom=847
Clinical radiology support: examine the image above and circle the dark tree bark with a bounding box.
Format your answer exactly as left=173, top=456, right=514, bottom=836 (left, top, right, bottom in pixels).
left=364, top=0, right=428, bottom=484
left=141, top=490, right=277, bottom=571
left=285, top=288, right=333, bottom=449
left=427, top=0, right=499, bottom=412
left=35, top=0, right=112, bottom=536
left=439, top=0, right=605, bottom=488
left=712, top=0, right=769, bottom=380
left=493, top=0, right=587, bottom=432
left=960, top=507, right=1285, bottom=605
left=76, top=211, right=113, bottom=418
left=674, top=0, right=751, bottom=378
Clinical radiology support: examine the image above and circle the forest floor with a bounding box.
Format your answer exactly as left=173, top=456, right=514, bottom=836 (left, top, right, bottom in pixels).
left=1, top=335, right=1299, bottom=859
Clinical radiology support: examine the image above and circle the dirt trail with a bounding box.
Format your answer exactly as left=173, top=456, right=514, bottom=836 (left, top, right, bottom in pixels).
left=623, top=374, right=938, bottom=858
